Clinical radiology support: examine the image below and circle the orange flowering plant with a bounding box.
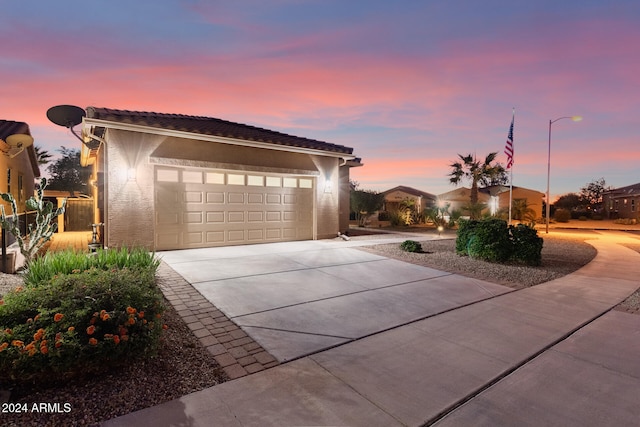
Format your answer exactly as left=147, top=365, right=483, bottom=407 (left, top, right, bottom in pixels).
left=0, top=247, right=164, bottom=384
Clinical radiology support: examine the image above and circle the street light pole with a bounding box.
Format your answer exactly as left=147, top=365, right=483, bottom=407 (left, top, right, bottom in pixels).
left=546, top=115, right=583, bottom=234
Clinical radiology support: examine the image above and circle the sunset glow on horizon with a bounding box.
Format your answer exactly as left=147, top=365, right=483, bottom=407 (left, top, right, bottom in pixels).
left=2, top=0, right=639, bottom=201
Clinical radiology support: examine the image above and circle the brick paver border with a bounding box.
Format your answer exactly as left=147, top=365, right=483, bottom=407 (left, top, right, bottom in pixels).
left=155, top=262, right=279, bottom=379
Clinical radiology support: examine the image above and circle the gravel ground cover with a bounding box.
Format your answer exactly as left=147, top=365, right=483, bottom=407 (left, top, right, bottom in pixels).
left=357, top=230, right=640, bottom=314
left=357, top=232, right=598, bottom=288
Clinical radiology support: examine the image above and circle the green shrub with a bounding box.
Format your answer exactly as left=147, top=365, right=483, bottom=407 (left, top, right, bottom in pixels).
left=456, top=219, right=543, bottom=266
left=554, top=208, right=571, bottom=222
left=578, top=216, right=588, bottom=221
left=455, top=219, right=478, bottom=255
left=465, top=218, right=511, bottom=263
left=0, top=249, right=164, bottom=384
left=509, top=224, right=543, bottom=266
left=400, top=240, right=422, bottom=253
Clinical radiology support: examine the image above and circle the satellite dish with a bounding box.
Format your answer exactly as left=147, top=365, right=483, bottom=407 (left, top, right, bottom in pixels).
left=46, top=105, right=86, bottom=128
left=5, top=133, right=34, bottom=149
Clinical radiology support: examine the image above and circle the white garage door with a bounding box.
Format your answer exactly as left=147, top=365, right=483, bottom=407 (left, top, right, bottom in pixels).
left=154, top=167, right=314, bottom=250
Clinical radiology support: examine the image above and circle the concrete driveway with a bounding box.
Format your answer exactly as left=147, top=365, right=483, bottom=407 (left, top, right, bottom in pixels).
left=159, top=236, right=511, bottom=362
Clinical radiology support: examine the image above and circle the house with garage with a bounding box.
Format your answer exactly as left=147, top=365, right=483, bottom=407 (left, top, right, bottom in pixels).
left=78, top=107, right=361, bottom=251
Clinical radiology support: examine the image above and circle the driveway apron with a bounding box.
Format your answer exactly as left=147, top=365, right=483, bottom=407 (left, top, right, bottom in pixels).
left=159, top=237, right=511, bottom=362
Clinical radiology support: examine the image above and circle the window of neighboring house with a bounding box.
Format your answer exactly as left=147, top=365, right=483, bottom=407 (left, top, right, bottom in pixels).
left=6, top=168, right=11, bottom=194
left=632, top=199, right=636, bottom=212
left=614, top=200, right=619, bottom=211
left=18, top=174, right=24, bottom=203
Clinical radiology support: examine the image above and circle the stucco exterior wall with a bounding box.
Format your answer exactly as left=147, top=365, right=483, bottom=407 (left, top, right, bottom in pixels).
left=104, top=129, right=166, bottom=249
left=312, top=155, right=340, bottom=239
left=498, top=188, right=544, bottom=219
left=0, top=148, right=38, bottom=214
left=338, top=165, right=350, bottom=233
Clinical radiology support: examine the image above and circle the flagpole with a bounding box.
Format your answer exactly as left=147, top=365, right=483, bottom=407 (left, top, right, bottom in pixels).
left=508, top=165, right=513, bottom=224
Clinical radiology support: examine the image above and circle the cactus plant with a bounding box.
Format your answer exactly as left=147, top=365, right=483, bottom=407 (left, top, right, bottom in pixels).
left=0, top=177, right=66, bottom=266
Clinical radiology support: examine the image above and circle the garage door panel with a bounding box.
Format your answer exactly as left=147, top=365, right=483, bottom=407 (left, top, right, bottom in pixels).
left=228, top=211, right=245, bottom=222
left=248, top=229, right=264, bottom=241
left=228, top=193, right=245, bottom=203
left=248, top=193, right=264, bottom=204
left=184, top=192, right=203, bottom=203
left=184, top=212, right=203, bottom=224
left=266, top=194, right=281, bottom=204
left=248, top=211, right=264, bottom=222
left=207, top=192, right=225, bottom=203
left=266, top=229, right=282, bottom=239
left=206, top=231, right=225, bottom=243
left=185, top=232, right=203, bottom=244
left=207, top=211, right=225, bottom=223
left=155, top=167, right=314, bottom=250
left=266, top=212, right=281, bottom=221
left=228, top=230, right=245, bottom=242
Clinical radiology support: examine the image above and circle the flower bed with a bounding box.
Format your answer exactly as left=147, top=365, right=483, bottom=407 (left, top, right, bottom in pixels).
left=0, top=248, right=164, bottom=384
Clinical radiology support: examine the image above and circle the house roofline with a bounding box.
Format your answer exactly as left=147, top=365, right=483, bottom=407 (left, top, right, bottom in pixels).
left=82, top=117, right=356, bottom=161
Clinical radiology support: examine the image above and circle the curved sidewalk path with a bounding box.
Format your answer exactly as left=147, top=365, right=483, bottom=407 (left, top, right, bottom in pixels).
left=104, top=231, right=640, bottom=427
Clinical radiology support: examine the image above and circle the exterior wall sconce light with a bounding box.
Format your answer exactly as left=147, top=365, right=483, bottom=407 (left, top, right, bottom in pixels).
left=127, top=168, right=137, bottom=181
left=324, top=179, right=332, bottom=193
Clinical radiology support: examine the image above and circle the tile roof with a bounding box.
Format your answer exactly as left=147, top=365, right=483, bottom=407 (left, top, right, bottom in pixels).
left=0, top=120, right=31, bottom=141
left=86, top=107, right=354, bottom=155
left=382, top=185, right=436, bottom=200
left=604, top=182, right=640, bottom=197
left=0, top=120, right=40, bottom=177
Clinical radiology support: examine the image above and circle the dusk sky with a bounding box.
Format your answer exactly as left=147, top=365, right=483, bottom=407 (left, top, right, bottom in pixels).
left=2, top=0, right=638, bottom=201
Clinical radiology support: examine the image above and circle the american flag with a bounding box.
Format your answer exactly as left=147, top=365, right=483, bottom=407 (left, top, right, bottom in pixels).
left=504, top=113, right=514, bottom=169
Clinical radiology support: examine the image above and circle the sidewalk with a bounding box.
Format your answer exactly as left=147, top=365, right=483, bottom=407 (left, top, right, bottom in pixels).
left=104, top=231, right=640, bottom=426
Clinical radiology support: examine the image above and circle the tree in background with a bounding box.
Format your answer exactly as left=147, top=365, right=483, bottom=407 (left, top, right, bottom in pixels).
left=448, top=152, right=507, bottom=219
left=34, top=145, right=53, bottom=166
left=579, top=178, right=607, bottom=213
left=350, top=189, right=385, bottom=227
left=553, top=193, right=582, bottom=212
left=46, top=147, right=91, bottom=196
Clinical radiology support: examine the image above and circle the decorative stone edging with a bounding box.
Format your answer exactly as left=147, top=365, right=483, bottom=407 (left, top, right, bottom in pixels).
left=156, top=262, right=279, bottom=379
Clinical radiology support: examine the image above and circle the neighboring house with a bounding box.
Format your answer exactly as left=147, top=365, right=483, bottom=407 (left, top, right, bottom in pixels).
left=79, top=107, right=361, bottom=250
left=382, top=186, right=436, bottom=213
left=603, top=182, right=640, bottom=220
left=480, top=185, right=545, bottom=219
left=0, top=120, right=41, bottom=214
left=436, top=187, right=491, bottom=216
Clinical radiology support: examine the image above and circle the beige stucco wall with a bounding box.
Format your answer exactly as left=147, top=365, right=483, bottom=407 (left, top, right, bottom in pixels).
left=104, top=129, right=165, bottom=249
left=338, top=165, right=350, bottom=233
left=103, top=129, right=345, bottom=248
left=498, top=188, right=544, bottom=219
left=0, top=148, right=38, bottom=214
left=311, top=155, right=340, bottom=239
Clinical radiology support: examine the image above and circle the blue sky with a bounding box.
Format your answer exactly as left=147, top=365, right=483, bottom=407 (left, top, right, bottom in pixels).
left=2, top=0, right=639, bottom=200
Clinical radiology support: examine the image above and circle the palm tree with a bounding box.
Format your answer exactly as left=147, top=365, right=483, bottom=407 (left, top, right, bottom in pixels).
left=448, top=152, right=507, bottom=218
left=34, top=145, right=53, bottom=166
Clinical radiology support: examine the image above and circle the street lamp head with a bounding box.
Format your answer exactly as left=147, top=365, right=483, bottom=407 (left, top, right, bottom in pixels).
left=571, top=116, right=583, bottom=122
